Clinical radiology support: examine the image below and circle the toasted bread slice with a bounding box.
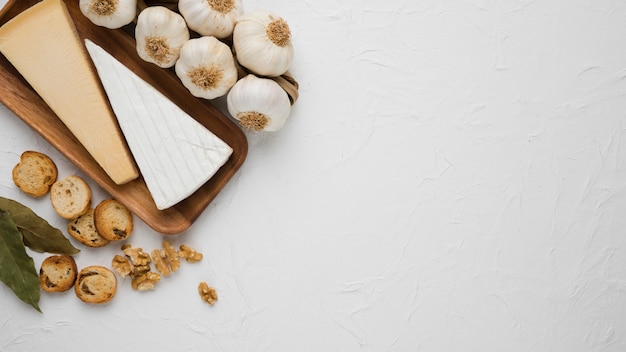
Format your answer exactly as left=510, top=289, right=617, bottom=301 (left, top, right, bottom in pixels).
left=12, top=150, right=58, bottom=197
left=39, top=254, right=77, bottom=293
left=50, top=175, right=92, bottom=219
left=94, top=199, right=133, bottom=241
left=74, top=266, right=117, bottom=304
left=67, top=208, right=110, bottom=248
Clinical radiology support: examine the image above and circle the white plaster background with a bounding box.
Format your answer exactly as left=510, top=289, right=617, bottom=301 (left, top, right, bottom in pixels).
left=1, top=0, right=625, bottom=351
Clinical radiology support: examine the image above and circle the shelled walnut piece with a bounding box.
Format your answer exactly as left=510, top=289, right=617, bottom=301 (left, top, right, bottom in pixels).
left=111, top=254, right=132, bottom=277
left=198, top=281, right=217, bottom=305
left=179, top=244, right=203, bottom=262
left=122, top=244, right=151, bottom=275
left=150, top=240, right=179, bottom=277
left=150, top=249, right=170, bottom=276
left=163, top=240, right=180, bottom=272
left=131, top=271, right=161, bottom=291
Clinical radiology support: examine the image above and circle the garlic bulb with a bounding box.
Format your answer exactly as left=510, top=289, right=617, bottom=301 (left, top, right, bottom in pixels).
left=175, top=36, right=238, bottom=100
left=227, top=74, right=292, bottom=132
left=135, top=6, right=189, bottom=68
left=233, top=10, right=294, bottom=77
left=79, top=0, right=137, bottom=29
left=178, top=0, right=243, bottom=39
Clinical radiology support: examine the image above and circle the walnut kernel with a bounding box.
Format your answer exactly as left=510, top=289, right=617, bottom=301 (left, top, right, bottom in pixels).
left=131, top=271, right=161, bottom=291
left=162, top=240, right=180, bottom=272
left=198, top=281, right=218, bottom=305
left=122, top=244, right=152, bottom=267
left=111, top=254, right=131, bottom=277
left=178, top=244, right=203, bottom=263
left=151, top=249, right=171, bottom=277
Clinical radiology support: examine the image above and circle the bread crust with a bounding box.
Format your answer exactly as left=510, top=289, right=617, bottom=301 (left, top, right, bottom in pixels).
left=39, top=255, right=77, bottom=293
left=50, top=175, right=92, bottom=219
left=94, top=199, right=133, bottom=241
left=12, top=150, right=58, bottom=197
left=74, top=266, right=117, bottom=304
left=67, top=208, right=110, bottom=248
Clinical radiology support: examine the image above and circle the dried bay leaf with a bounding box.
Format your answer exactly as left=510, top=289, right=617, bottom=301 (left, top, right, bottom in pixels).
left=0, top=209, right=41, bottom=312
left=0, top=197, right=79, bottom=255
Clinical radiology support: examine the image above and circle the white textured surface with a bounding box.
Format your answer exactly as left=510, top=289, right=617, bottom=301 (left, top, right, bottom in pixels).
left=1, top=0, right=626, bottom=351
left=85, top=39, right=233, bottom=210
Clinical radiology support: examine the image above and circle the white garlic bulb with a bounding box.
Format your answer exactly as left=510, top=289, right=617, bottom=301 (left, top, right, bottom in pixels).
left=135, top=6, right=189, bottom=68
left=227, top=74, right=292, bottom=132
left=175, top=36, right=238, bottom=100
left=233, top=10, right=294, bottom=77
left=79, top=0, right=137, bottom=29
left=178, top=0, right=243, bottom=39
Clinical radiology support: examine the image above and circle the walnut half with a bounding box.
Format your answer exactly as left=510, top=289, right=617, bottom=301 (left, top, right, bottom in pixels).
left=198, top=282, right=218, bottom=305
left=111, top=254, right=131, bottom=277
left=178, top=244, right=203, bottom=263
left=131, top=272, right=161, bottom=291
left=122, top=244, right=151, bottom=266
left=162, top=240, right=180, bottom=272
left=151, top=249, right=171, bottom=277
left=122, top=244, right=151, bottom=277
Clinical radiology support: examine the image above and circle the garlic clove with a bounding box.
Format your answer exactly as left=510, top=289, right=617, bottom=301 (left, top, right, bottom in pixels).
left=135, top=6, right=190, bottom=68
left=175, top=36, right=238, bottom=100
left=233, top=10, right=294, bottom=77
left=79, top=0, right=137, bottom=29
left=227, top=74, right=292, bottom=132
left=178, top=0, right=244, bottom=39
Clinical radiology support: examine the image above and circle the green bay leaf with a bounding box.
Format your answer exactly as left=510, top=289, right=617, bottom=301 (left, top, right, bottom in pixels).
left=0, top=197, right=79, bottom=255
left=0, top=209, right=41, bottom=313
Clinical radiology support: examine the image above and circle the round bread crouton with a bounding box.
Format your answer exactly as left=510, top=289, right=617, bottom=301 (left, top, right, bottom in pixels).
left=67, top=208, right=110, bottom=248
left=39, top=255, right=77, bottom=293
left=94, top=199, right=133, bottom=241
left=75, top=266, right=117, bottom=304
left=12, top=150, right=58, bottom=197
left=50, top=175, right=92, bottom=219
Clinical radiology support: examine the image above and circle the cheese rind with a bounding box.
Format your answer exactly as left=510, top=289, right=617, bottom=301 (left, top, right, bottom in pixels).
left=84, top=39, right=233, bottom=210
left=0, top=0, right=138, bottom=185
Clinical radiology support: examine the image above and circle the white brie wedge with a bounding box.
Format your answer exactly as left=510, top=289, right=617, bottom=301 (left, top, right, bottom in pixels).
left=85, top=39, right=233, bottom=210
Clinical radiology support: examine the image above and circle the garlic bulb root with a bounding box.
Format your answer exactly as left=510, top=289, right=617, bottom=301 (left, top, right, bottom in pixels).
left=227, top=74, right=292, bottom=132
left=188, top=65, right=224, bottom=90
left=178, top=0, right=244, bottom=39
left=233, top=10, right=294, bottom=77
left=238, top=112, right=270, bottom=131
left=79, top=0, right=137, bottom=29
left=175, top=36, right=238, bottom=99
left=266, top=18, right=291, bottom=47
left=135, top=6, right=190, bottom=68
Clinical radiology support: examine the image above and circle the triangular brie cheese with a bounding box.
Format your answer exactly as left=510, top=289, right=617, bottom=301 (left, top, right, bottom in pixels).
left=84, top=39, right=233, bottom=210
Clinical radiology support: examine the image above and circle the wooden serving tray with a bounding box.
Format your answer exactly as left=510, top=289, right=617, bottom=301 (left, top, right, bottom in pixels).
left=0, top=0, right=248, bottom=234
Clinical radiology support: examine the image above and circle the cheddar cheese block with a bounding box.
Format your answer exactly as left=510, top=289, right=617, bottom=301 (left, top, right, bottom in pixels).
left=0, top=0, right=138, bottom=185
left=85, top=40, right=233, bottom=210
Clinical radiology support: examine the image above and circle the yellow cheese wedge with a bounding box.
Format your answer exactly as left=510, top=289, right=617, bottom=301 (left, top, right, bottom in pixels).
left=0, top=0, right=138, bottom=185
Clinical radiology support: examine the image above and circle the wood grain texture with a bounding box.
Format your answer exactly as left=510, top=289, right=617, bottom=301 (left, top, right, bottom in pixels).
left=0, top=0, right=248, bottom=234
